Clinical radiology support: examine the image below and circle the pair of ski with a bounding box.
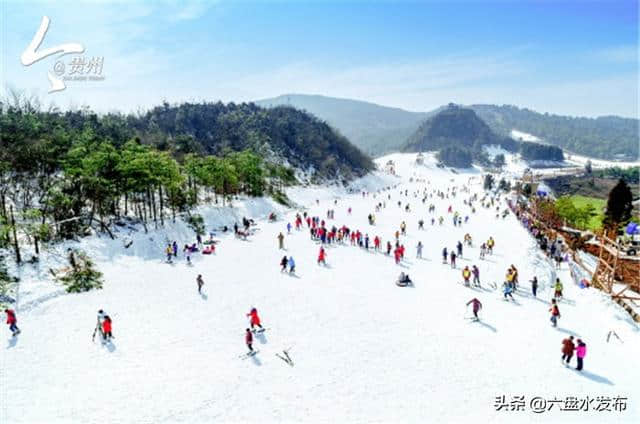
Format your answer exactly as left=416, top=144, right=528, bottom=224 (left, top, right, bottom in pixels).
left=275, top=349, right=294, bottom=367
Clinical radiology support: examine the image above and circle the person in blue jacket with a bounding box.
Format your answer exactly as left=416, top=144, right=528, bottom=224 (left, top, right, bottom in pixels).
left=288, top=256, right=296, bottom=274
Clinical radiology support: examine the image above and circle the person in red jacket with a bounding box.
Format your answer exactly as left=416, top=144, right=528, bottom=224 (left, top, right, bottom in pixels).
left=466, top=298, right=482, bottom=320
left=102, top=315, right=112, bottom=341
left=245, top=328, right=254, bottom=353
left=561, top=336, right=575, bottom=365
left=5, top=308, right=20, bottom=336
left=317, top=247, right=327, bottom=265
left=549, top=299, right=561, bottom=327
left=247, top=308, right=263, bottom=331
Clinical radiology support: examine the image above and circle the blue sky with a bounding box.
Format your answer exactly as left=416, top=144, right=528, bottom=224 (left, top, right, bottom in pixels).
left=1, top=0, right=637, bottom=117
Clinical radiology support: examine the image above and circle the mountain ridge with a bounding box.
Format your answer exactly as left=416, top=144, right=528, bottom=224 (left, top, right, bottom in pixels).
left=256, top=94, right=637, bottom=160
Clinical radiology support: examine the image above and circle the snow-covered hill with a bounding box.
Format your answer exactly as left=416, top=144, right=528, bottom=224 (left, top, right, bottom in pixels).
left=2, top=153, right=638, bottom=423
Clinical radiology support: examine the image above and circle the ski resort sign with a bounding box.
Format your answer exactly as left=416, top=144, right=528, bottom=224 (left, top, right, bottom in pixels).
left=21, top=16, right=106, bottom=93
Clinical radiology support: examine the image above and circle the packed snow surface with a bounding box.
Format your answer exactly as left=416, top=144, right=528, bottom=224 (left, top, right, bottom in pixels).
left=2, top=153, right=639, bottom=423
left=511, top=129, right=541, bottom=142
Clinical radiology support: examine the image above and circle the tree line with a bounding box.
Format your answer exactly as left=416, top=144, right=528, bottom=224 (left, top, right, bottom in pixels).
left=0, top=96, right=319, bottom=266
left=472, top=104, right=638, bottom=160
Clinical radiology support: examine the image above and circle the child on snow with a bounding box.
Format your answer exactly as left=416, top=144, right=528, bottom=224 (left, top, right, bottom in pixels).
left=288, top=256, right=296, bottom=274
left=102, top=315, right=113, bottom=341
left=247, top=308, right=263, bottom=331
left=197, top=275, right=204, bottom=294
left=245, top=328, right=254, bottom=352
left=5, top=309, right=20, bottom=336
left=549, top=299, right=561, bottom=327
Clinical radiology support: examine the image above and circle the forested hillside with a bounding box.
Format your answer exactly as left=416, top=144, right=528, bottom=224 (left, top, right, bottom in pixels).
left=471, top=104, right=638, bottom=160
left=403, top=105, right=563, bottom=167
left=0, top=98, right=373, bottom=251
left=402, top=105, right=517, bottom=167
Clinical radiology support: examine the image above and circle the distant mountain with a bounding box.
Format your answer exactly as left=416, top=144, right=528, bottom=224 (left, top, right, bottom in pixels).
left=402, top=105, right=563, bottom=168
left=255, top=94, right=432, bottom=156
left=469, top=104, right=638, bottom=161
left=256, top=94, right=638, bottom=160
left=402, top=104, right=516, bottom=153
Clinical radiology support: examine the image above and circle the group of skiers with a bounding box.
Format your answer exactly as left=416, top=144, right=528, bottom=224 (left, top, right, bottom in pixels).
left=245, top=307, right=264, bottom=354
left=92, top=309, right=113, bottom=342
left=280, top=255, right=296, bottom=273
left=561, top=335, right=587, bottom=371
left=461, top=265, right=481, bottom=287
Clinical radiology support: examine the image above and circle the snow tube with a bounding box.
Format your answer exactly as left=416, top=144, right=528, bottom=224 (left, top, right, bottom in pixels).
left=396, top=279, right=411, bottom=287
left=626, top=222, right=639, bottom=235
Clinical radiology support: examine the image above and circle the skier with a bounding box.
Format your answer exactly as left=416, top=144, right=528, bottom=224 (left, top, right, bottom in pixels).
left=502, top=282, right=514, bottom=301
left=165, top=244, right=173, bottom=262
left=456, top=241, right=463, bottom=258
left=416, top=241, right=423, bottom=258
left=450, top=250, right=457, bottom=268
left=280, top=255, right=288, bottom=272
left=197, top=274, right=204, bottom=294
left=575, top=339, right=586, bottom=371
left=530, top=276, right=538, bottom=297
left=183, top=244, right=192, bottom=265
left=466, top=298, right=482, bottom=320
left=245, top=328, right=254, bottom=353
left=247, top=308, right=264, bottom=331
left=462, top=266, right=471, bottom=286
left=487, top=237, right=495, bottom=254
left=479, top=243, right=486, bottom=260
left=549, top=299, right=561, bottom=327
left=442, top=247, right=448, bottom=264
left=278, top=232, right=285, bottom=249
left=4, top=308, right=20, bottom=336
left=288, top=256, right=296, bottom=274
left=472, top=265, right=480, bottom=287
left=286, top=222, right=292, bottom=234
left=102, top=315, right=113, bottom=341
left=553, top=278, right=563, bottom=299
left=397, top=272, right=412, bottom=286
left=92, top=309, right=106, bottom=341
left=172, top=241, right=178, bottom=258
left=317, top=247, right=327, bottom=265
left=561, top=336, right=575, bottom=365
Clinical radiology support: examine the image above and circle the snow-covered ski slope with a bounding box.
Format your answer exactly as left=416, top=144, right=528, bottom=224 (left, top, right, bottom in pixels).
left=3, top=153, right=639, bottom=424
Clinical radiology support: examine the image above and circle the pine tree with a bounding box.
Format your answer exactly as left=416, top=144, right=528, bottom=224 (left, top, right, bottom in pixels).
left=58, top=250, right=104, bottom=293
left=603, top=179, right=633, bottom=230
left=0, top=256, right=19, bottom=306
